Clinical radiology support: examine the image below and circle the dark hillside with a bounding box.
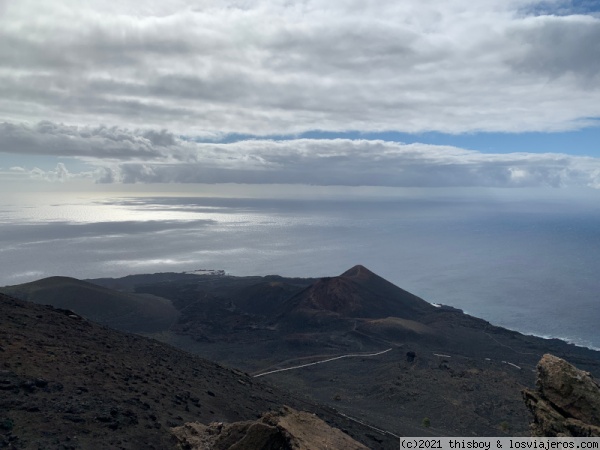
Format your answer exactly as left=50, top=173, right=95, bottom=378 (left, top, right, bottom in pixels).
left=0, top=277, right=179, bottom=333
left=0, top=293, right=397, bottom=449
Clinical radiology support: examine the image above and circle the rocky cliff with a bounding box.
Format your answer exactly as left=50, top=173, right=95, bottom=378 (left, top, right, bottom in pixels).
left=523, top=354, right=600, bottom=436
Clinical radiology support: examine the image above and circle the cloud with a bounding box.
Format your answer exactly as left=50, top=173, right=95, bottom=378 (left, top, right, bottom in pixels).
left=4, top=120, right=598, bottom=188
left=0, top=121, right=166, bottom=160
left=506, top=14, right=600, bottom=83
left=103, top=142, right=600, bottom=188
left=1, top=1, right=599, bottom=135
left=30, top=163, right=72, bottom=182
left=4, top=159, right=98, bottom=183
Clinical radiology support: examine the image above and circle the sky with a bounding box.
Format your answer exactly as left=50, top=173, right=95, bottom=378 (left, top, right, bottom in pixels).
left=1, top=0, right=600, bottom=191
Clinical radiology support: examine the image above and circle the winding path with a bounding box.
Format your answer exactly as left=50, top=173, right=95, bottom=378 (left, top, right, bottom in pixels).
left=253, top=348, right=393, bottom=378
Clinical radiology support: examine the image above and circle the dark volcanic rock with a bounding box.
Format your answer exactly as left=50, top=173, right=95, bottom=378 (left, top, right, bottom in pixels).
left=523, top=354, right=600, bottom=436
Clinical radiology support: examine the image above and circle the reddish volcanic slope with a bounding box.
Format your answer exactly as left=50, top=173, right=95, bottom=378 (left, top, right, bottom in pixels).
left=280, top=265, right=436, bottom=320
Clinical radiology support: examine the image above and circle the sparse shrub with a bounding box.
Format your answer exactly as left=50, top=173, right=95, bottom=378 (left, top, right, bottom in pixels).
left=422, top=417, right=431, bottom=428
left=333, top=394, right=341, bottom=401
left=500, top=421, right=509, bottom=433
left=1, top=418, right=13, bottom=431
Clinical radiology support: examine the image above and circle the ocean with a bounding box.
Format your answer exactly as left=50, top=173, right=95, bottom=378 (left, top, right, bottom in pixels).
left=1, top=188, right=599, bottom=350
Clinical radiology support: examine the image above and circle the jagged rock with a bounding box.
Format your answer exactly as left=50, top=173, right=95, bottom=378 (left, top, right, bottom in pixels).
left=171, top=405, right=368, bottom=450
left=523, top=354, right=600, bottom=436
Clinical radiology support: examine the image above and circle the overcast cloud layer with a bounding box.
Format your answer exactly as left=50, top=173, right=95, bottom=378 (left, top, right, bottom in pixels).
left=1, top=1, right=600, bottom=188
left=1, top=0, right=600, bottom=136
left=2, top=121, right=600, bottom=188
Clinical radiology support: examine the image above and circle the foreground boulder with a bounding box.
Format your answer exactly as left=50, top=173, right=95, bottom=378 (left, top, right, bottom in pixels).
left=171, top=405, right=368, bottom=450
left=523, top=354, right=600, bottom=436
